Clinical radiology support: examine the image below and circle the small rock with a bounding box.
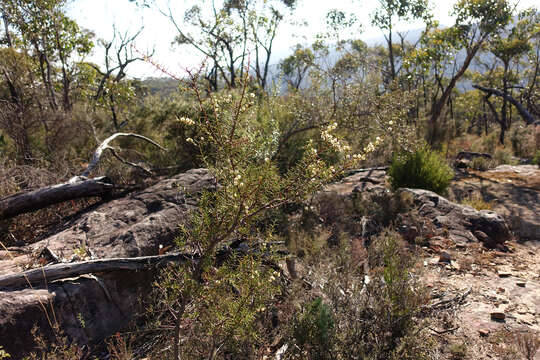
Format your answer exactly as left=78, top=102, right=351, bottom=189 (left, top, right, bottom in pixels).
left=496, top=287, right=505, bottom=294
left=439, top=251, right=452, bottom=263
left=400, top=225, right=419, bottom=242
left=478, top=328, right=490, bottom=337
left=497, top=270, right=511, bottom=278
left=474, top=230, right=490, bottom=243
left=516, top=281, right=526, bottom=287
left=490, top=312, right=506, bottom=321
left=450, top=260, right=461, bottom=270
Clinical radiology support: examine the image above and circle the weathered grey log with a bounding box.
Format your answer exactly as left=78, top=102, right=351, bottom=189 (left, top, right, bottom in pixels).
left=0, top=253, right=191, bottom=288
left=456, top=151, right=492, bottom=161
left=346, top=166, right=389, bottom=175
left=473, top=84, right=536, bottom=125
left=0, top=133, right=167, bottom=220
left=0, top=176, right=114, bottom=220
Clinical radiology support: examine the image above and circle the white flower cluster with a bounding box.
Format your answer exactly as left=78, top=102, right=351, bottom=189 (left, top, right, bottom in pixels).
left=346, top=153, right=366, bottom=161
left=306, top=159, right=324, bottom=177
left=321, top=122, right=351, bottom=153
left=363, top=136, right=383, bottom=154
left=177, top=116, right=195, bottom=126
left=233, top=174, right=243, bottom=187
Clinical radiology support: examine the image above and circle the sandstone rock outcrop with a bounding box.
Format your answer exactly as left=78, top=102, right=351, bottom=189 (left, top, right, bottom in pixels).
left=0, top=169, right=214, bottom=358
left=325, top=168, right=513, bottom=248
left=400, top=188, right=512, bottom=247
left=450, top=165, right=540, bottom=240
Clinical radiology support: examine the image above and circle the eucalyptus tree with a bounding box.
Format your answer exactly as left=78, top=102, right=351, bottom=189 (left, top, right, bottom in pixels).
left=1, top=0, right=93, bottom=111
left=0, top=0, right=94, bottom=163
left=139, top=0, right=296, bottom=90
left=280, top=44, right=315, bottom=89
left=472, top=8, right=538, bottom=143
left=370, top=0, right=432, bottom=83
left=408, top=0, right=513, bottom=144
left=86, top=27, right=147, bottom=131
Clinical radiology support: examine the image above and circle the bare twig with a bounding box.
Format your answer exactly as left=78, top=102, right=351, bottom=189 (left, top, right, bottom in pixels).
left=424, top=288, right=471, bottom=311
left=81, top=132, right=166, bottom=178
left=108, top=147, right=152, bottom=176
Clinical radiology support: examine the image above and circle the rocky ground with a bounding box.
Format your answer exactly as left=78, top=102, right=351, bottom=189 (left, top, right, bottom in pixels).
left=0, top=169, right=215, bottom=358
left=427, top=165, right=540, bottom=359
left=421, top=239, right=539, bottom=359
left=450, top=165, right=540, bottom=241
left=0, top=165, right=538, bottom=359
left=329, top=165, right=539, bottom=359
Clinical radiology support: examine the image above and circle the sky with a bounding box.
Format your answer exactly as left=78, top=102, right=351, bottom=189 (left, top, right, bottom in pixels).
left=67, top=0, right=538, bottom=79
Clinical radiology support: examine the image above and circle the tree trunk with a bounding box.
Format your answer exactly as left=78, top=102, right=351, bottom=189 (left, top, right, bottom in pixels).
left=501, top=62, right=509, bottom=144
left=2, top=13, right=12, bottom=47
left=387, top=29, right=396, bottom=81
left=429, top=44, right=481, bottom=144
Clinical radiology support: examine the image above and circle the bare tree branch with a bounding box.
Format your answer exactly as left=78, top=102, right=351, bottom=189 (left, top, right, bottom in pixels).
left=81, top=133, right=167, bottom=178
left=108, top=147, right=153, bottom=176
left=473, top=84, right=537, bottom=125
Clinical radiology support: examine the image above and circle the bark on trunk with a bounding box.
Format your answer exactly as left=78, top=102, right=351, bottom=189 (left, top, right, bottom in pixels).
left=429, top=44, right=482, bottom=144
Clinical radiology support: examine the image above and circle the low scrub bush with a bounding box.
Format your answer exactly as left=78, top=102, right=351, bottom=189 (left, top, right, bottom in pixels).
left=287, top=230, right=431, bottom=360
left=292, top=297, right=336, bottom=360
left=494, top=147, right=517, bottom=165
left=460, top=194, right=494, bottom=210
left=470, top=156, right=495, bottom=171
left=448, top=342, right=468, bottom=359
left=533, top=150, right=540, bottom=168
left=389, top=147, right=454, bottom=194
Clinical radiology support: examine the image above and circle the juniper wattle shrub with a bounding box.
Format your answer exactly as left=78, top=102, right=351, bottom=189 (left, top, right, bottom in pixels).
left=151, top=72, right=383, bottom=359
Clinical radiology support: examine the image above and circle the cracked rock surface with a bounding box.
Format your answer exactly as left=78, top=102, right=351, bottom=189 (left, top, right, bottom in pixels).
left=0, top=169, right=214, bottom=358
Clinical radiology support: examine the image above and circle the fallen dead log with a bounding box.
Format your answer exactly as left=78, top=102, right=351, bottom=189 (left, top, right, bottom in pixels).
left=0, top=253, right=192, bottom=288
left=0, top=241, right=288, bottom=289
left=346, top=166, right=389, bottom=175
left=456, top=151, right=492, bottom=161
left=0, top=133, right=167, bottom=220
left=0, top=176, right=114, bottom=220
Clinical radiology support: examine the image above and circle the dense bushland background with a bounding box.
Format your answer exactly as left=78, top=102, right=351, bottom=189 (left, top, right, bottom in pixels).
left=0, top=0, right=539, bottom=358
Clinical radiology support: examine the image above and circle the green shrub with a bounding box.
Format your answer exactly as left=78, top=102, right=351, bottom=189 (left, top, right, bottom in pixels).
left=533, top=150, right=540, bottom=168
left=288, top=229, right=431, bottom=360
left=293, top=297, right=335, bottom=360
left=389, top=147, right=454, bottom=195
left=494, top=147, right=517, bottom=165
left=470, top=156, right=494, bottom=171
left=448, top=342, right=468, bottom=359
